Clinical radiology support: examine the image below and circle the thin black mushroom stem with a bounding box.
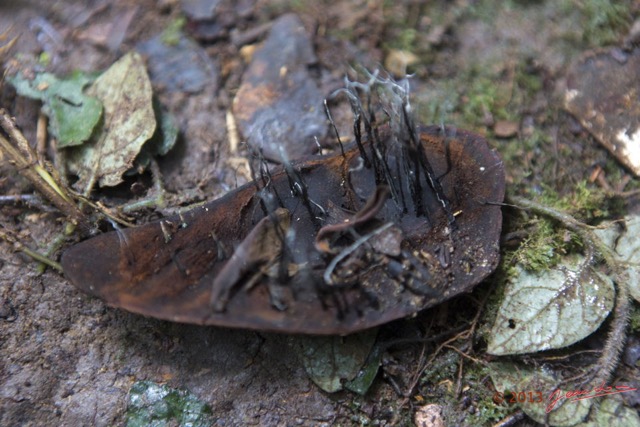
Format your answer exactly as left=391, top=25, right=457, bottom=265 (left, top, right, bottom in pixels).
left=329, top=73, right=458, bottom=230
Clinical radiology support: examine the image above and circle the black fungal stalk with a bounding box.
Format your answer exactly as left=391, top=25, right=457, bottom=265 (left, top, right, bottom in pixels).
left=330, top=72, right=458, bottom=229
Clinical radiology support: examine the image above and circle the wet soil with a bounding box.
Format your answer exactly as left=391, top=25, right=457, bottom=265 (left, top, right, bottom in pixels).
left=1, top=1, right=638, bottom=426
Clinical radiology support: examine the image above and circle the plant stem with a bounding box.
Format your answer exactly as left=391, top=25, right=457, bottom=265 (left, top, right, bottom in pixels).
left=0, top=110, right=87, bottom=229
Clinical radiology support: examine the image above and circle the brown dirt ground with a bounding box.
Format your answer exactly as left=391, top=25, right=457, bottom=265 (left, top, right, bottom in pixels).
left=1, top=1, right=638, bottom=426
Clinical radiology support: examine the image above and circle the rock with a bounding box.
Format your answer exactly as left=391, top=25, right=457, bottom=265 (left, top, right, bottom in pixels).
left=232, top=13, right=327, bottom=161
left=564, top=48, right=640, bottom=176
left=493, top=120, right=519, bottom=138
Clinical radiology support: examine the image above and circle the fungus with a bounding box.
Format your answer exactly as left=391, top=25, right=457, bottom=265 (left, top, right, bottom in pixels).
left=61, top=76, right=505, bottom=334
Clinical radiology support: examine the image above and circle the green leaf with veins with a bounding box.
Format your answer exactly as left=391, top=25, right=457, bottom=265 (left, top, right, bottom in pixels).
left=594, top=215, right=640, bottom=304
left=9, top=71, right=102, bottom=147
left=489, top=361, right=592, bottom=427
left=488, top=256, right=615, bottom=355
left=586, top=396, right=640, bottom=427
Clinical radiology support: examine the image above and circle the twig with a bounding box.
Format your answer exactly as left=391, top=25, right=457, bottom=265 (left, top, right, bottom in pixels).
left=0, top=226, right=63, bottom=272
left=0, top=110, right=87, bottom=228
left=120, top=159, right=166, bottom=214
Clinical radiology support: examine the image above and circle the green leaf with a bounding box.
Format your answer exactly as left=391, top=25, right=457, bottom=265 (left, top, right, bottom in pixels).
left=487, top=256, right=615, bottom=355
left=9, top=71, right=103, bottom=147
left=594, top=215, right=640, bottom=303
left=294, top=328, right=378, bottom=393
left=66, top=52, right=156, bottom=191
left=344, top=340, right=382, bottom=395
left=126, top=380, right=213, bottom=427
left=489, top=362, right=591, bottom=427
left=591, top=397, right=640, bottom=427
left=134, top=97, right=179, bottom=170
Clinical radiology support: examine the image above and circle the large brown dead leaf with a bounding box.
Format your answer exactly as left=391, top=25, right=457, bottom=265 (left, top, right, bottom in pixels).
left=61, top=124, right=505, bottom=335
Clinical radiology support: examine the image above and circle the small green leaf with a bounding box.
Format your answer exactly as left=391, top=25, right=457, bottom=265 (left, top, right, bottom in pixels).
left=488, top=256, right=615, bottom=355
left=126, top=380, right=213, bottom=427
left=161, top=16, right=186, bottom=46
left=294, top=328, right=378, bottom=393
left=66, top=51, right=156, bottom=191
left=9, top=71, right=102, bottom=147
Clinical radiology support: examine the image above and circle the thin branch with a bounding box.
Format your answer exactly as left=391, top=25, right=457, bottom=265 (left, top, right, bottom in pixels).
left=0, top=110, right=87, bottom=228
left=0, top=227, right=63, bottom=272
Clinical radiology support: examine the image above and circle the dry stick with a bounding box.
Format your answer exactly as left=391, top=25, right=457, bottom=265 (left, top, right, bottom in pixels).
left=0, top=110, right=86, bottom=228
left=507, top=194, right=631, bottom=387
left=0, top=27, right=18, bottom=58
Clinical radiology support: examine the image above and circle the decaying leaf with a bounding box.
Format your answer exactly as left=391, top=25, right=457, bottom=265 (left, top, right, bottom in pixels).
left=294, top=329, right=378, bottom=393
left=487, top=256, right=615, bottom=356
left=8, top=71, right=102, bottom=147
left=61, top=77, right=505, bottom=335
left=66, top=51, right=156, bottom=191
left=62, top=122, right=504, bottom=334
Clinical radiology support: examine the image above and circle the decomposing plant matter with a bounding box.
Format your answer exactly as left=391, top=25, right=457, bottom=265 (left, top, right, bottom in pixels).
left=61, top=76, right=505, bottom=334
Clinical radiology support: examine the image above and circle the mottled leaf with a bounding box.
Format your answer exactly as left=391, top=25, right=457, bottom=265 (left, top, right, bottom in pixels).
left=490, top=362, right=591, bottom=427
left=66, top=51, right=156, bottom=190
left=594, top=215, right=640, bottom=303
left=488, top=256, right=615, bottom=355
left=587, top=397, right=640, bottom=427
left=9, top=71, right=102, bottom=147
left=126, top=380, right=213, bottom=427
left=294, top=329, right=377, bottom=393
